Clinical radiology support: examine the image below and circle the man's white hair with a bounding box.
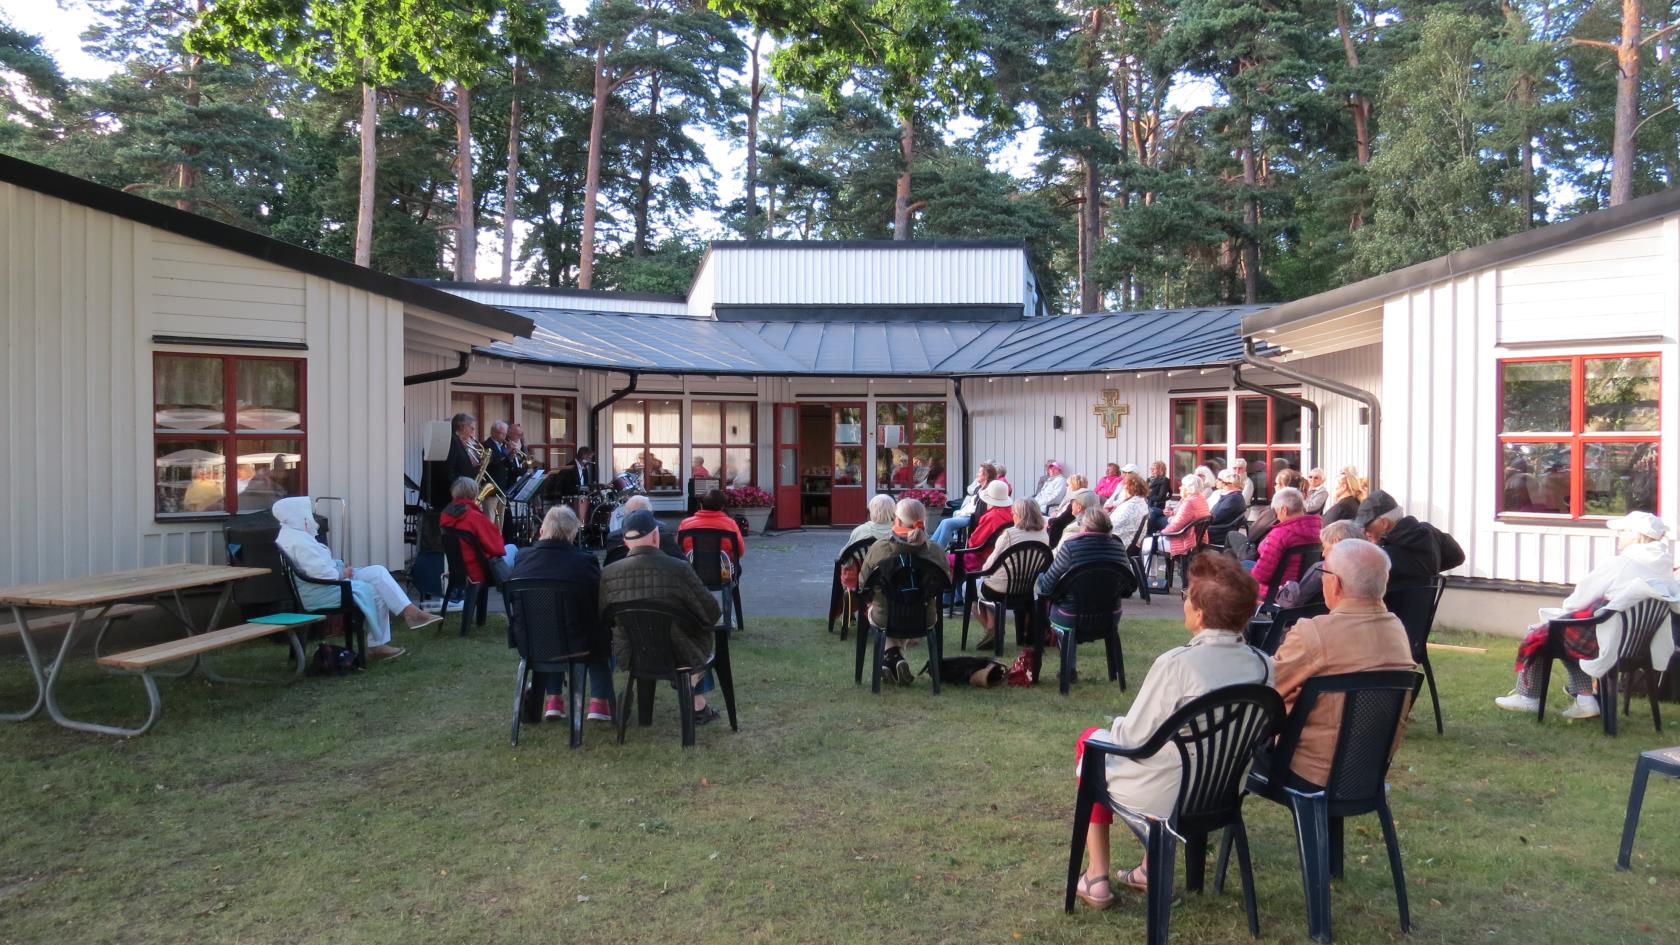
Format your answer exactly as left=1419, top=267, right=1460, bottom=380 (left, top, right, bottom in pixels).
left=539, top=505, right=581, bottom=541
left=623, top=494, right=653, bottom=512
left=1272, top=487, right=1305, bottom=516
left=868, top=493, right=896, bottom=525
left=1327, top=538, right=1391, bottom=600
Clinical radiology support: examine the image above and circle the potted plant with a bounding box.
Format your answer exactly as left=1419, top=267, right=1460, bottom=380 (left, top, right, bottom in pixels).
left=902, top=488, right=952, bottom=523
left=725, top=485, right=775, bottom=534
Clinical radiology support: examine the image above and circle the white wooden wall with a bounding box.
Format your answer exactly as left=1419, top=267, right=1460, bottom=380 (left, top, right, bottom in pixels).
left=1379, top=212, right=1680, bottom=585
left=0, top=182, right=408, bottom=585
left=1281, top=343, right=1384, bottom=477
left=1498, top=218, right=1674, bottom=345
left=441, top=285, right=687, bottom=316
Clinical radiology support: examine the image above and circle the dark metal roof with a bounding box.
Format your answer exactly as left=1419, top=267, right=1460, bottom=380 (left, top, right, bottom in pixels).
left=1244, top=184, right=1680, bottom=335
left=0, top=153, right=533, bottom=338
left=481, top=304, right=1262, bottom=377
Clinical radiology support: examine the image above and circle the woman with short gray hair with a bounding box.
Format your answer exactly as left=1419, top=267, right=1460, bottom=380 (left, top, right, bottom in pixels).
left=972, top=498, right=1050, bottom=649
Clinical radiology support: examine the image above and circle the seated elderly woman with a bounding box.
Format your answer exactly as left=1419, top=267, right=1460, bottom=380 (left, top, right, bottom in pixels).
left=1145, top=474, right=1210, bottom=566
left=1049, top=488, right=1100, bottom=547
left=508, top=506, right=613, bottom=723
left=1094, top=463, right=1123, bottom=501
left=1495, top=511, right=1680, bottom=720
left=1247, top=487, right=1323, bottom=602
left=840, top=494, right=898, bottom=595
left=1228, top=469, right=1307, bottom=560
left=973, top=499, right=1049, bottom=650
left=1069, top=553, right=1272, bottom=908
left=1104, top=473, right=1151, bottom=548
left=272, top=496, right=442, bottom=660
left=1036, top=506, right=1134, bottom=665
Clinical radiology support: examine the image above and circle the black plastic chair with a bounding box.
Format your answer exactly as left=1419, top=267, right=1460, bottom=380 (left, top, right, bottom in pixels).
left=504, top=578, right=601, bottom=749
left=1152, top=516, right=1211, bottom=591
left=1041, top=558, right=1133, bottom=694
left=1538, top=598, right=1673, bottom=735
left=1066, top=684, right=1285, bottom=945
left=442, top=527, right=495, bottom=636
left=678, top=527, right=746, bottom=631
left=855, top=555, right=951, bottom=694
left=963, top=541, right=1053, bottom=655
left=1125, top=515, right=1152, bottom=604
left=1214, top=669, right=1421, bottom=944
left=827, top=536, right=877, bottom=640
left=1383, top=578, right=1447, bottom=735
left=1617, top=744, right=1680, bottom=870
left=273, top=549, right=368, bottom=668
left=1249, top=601, right=1331, bottom=655
left=605, top=600, right=737, bottom=748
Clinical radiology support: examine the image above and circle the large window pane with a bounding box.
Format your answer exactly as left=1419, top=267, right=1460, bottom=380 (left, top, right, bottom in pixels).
left=157, top=439, right=225, bottom=514
left=647, top=401, right=679, bottom=442
left=1272, top=451, right=1302, bottom=480
left=1202, top=399, right=1228, bottom=445
left=480, top=395, right=512, bottom=429
left=1500, top=442, right=1571, bottom=514
left=691, top=448, right=721, bottom=480
left=878, top=446, right=913, bottom=490
left=235, top=438, right=303, bottom=512
left=614, top=446, right=679, bottom=493
left=913, top=402, right=946, bottom=443
left=1239, top=398, right=1268, bottom=444
left=724, top=447, right=753, bottom=487
left=834, top=406, right=862, bottom=445
left=1172, top=401, right=1197, bottom=445
left=1272, top=401, right=1302, bottom=443
left=450, top=394, right=476, bottom=421
left=876, top=403, right=907, bottom=449
left=725, top=403, right=754, bottom=444
left=155, top=355, right=224, bottom=430
left=1240, top=450, right=1270, bottom=497
left=693, top=403, right=722, bottom=444
left=834, top=446, right=863, bottom=485
left=620, top=404, right=646, bottom=442
left=1171, top=450, right=1197, bottom=479
left=235, top=360, right=301, bottom=430
left=913, top=447, right=947, bottom=488
left=1501, top=361, right=1571, bottom=432
left=1198, top=451, right=1227, bottom=476
left=1584, top=357, right=1659, bottom=432
left=1584, top=442, right=1659, bottom=516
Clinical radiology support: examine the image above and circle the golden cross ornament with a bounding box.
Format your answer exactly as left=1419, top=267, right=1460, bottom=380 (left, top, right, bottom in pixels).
left=1093, top=389, right=1129, bottom=439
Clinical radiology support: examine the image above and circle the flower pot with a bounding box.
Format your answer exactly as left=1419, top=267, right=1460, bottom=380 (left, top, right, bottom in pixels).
left=738, top=506, right=773, bottom=535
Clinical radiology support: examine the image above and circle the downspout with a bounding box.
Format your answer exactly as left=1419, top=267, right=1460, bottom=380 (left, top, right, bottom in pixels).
left=403, top=351, right=470, bottom=386
left=589, top=370, right=640, bottom=457
left=952, top=377, right=972, bottom=490
left=1230, top=364, right=1320, bottom=473
left=1242, top=340, right=1381, bottom=488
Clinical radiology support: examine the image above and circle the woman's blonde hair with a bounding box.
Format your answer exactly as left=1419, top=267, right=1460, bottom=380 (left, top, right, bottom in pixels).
left=867, top=493, right=896, bottom=525
left=1066, top=474, right=1089, bottom=492
left=1123, top=472, right=1148, bottom=498
left=1332, top=466, right=1368, bottom=502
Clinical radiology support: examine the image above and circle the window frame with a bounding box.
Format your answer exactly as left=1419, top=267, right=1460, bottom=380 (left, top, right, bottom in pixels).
left=1496, top=353, right=1662, bottom=521
left=613, top=398, right=683, bottom=494
left=152, top=351, right=308, bottom=520
left=450, top=390, right=514, bottom=434
left=1235, top=394, right=1304, bottom=502
left=690, top=399, right=757, bottom=488
left=873, top=400, right=947, bottom=494
left=519, top=393, right=578, bottom=472
left=1169, top=395, right=1230, bottom=479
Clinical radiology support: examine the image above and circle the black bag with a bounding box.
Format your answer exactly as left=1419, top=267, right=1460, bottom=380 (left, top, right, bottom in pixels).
left=732, top=512, right=751, bottom=536
left=312, top=643, right=358, bottom=676
left=923, top=656, right=1007, bottom=688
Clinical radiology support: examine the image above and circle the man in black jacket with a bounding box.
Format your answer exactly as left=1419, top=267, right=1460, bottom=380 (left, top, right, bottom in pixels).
left=1145, top=460, right=1173, bottom=530
left=508, top=506, right=613, bottom=723
left=1356, top=489, right=1465, bottom=587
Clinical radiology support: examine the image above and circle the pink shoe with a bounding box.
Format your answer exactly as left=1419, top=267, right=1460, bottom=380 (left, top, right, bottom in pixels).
left=543, top=694, right=566, bottom=720
left=586, top=698, right=613, bottom=722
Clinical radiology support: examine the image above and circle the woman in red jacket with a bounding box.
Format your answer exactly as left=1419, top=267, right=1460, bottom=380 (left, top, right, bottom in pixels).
left=439, top=477, right=512, bottom=584
left=956, top=480, right=1015, bottom=571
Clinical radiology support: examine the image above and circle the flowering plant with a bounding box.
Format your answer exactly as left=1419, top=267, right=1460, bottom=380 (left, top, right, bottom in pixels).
left=723, top=485, right=774, bottom=508
left=900, top=488, right=950, bottom=508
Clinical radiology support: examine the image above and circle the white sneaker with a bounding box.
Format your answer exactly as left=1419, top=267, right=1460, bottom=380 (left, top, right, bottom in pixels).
left=1494, top=691, right=1540, bottom=713
left=1561, top=695, right=1601, bottom=720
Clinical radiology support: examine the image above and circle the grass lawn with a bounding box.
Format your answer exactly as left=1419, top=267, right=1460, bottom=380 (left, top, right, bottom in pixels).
left=2, top=613, right=1678, bottom=945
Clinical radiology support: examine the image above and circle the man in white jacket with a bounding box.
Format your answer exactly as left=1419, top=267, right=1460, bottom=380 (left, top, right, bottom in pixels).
left=1495, top=511, right=1680, bottom=719
left=1032, top=460, right=1068, bottom=515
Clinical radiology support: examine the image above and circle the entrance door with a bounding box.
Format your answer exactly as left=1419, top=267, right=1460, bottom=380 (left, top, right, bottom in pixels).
left=831, top=402, right=867, bottom=525
left=773, top=403, right=800, bottom=529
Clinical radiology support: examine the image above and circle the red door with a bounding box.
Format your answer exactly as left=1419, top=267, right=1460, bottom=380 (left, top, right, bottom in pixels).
left=773, top=403, right=801, bottom=529
left=831, top=402, right=868, bottom=525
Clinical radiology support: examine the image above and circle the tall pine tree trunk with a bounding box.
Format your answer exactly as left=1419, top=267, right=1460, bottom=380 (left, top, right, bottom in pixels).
left=893, top=111, right=914, bottom=238
left=501, top=58, right=521, bottom=284
left=579, top=45, right=609, bottom=289
left=634, top=63, right=662, bottom=257
left=453, top=81, right=476, bottom=281
left=178, top=0, right=206, bottom=213
left=1609, top=0, right=1642, bottom=205
left=1240, top=133, right=1260, bottom=305
left=745, top=30, right=764, bottom=234
left=355, top=81, right=377, bottom=267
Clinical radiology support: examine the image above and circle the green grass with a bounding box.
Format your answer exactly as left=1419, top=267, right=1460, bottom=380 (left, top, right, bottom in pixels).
left=2, top=615, right=1678, bottom=945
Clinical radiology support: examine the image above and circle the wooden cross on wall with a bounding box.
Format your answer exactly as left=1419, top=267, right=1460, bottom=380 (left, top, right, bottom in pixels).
left=1093, top=389, right=1129, bottom=439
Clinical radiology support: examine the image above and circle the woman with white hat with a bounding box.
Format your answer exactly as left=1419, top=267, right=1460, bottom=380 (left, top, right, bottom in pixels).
left=1496, top=511, right=1680, bottom=719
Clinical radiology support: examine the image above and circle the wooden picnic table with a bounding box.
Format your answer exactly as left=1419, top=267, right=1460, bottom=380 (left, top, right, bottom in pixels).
left=0, top=564, right=269, bottom=736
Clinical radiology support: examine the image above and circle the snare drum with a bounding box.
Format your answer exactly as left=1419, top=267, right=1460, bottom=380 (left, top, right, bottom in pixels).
left=611, top=472, right=641, bottom=495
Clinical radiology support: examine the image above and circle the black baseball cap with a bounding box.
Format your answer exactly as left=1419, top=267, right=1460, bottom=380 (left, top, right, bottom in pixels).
left=1354, top=489, right=1400, bottom=527
left=621, top=509, right=660, bottom=540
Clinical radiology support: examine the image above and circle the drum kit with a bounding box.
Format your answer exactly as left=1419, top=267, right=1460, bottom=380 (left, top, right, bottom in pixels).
left=580, top=471, right=643, bottom=546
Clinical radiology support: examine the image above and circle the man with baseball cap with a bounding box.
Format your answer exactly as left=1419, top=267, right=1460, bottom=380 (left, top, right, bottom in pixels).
left=600, top=509, right=725, bottom=724
left=1355, top=489, right=1465, bottom=588
left=1033, top=460, right=1069, bottom=515
left=1496, top=511, right=1680, bottom=719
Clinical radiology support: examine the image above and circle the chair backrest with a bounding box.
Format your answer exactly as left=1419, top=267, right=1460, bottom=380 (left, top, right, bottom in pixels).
left=603, top=600, right=706, bottom=677
left=864, top=554, right=951, bottom=638
left=1127, top=515, right=1149, bottom=553
left=504, top=578, right=597, bottom=663
left=836, top=536, right=877, bottom=568
left=989, top=541, right=1053, bottom=600
left=222, top=513, right=296, bottom=617
left=1383, top=577, right=1446, bottom=658
left=679, top=527, right=741, bottom=588
left=1260, top=543, right=1324, bottom=609
left=1255, top=600, right=1330, bottom=654
left=1191, top=516, right=1212, bottom=550
left=1048, top=558, right=1132, bottom=642
left=1122, top=683, right=1284, bottom=837
left=441, top=527, right=483, bottom=586
left=1270, top=670, right=1420, bottom=815
left=1612, top=598, right=1675, bottom=663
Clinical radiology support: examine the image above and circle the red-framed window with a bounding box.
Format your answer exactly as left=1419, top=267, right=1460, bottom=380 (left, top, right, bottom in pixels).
left=874, top=401, right=947, bottom=493
left=1498, top=354, right=1660, bottom=519
left=519, top=394, right=577, bottom=472
left=1170, top=396, right=1229, bottom=479
left=692, top=401, right=756, bottom=488
left=451, top=390, right=513, bottom=436
left=1236, top=395, right=1303, bottom=501
left=153, top=353, right=305, bottom=517
left=613, top=398, right=682, bottom=494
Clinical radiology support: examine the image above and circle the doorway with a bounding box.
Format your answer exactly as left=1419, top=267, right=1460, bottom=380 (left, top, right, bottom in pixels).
left=773, top=402, right=867, bottom=528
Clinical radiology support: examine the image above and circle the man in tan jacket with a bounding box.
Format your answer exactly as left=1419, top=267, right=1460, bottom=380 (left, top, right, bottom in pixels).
left=1270, top=538, right=1415, bottom=787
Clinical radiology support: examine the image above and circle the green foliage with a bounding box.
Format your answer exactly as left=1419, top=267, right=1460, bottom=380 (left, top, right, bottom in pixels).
left=594, top=237, right=706, bottom=294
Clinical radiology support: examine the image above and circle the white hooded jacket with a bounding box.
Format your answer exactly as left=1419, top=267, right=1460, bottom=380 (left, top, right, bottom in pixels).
left=1540, top=540, right=1680, bottom=679
left=272, top=496, right=338, bottom=582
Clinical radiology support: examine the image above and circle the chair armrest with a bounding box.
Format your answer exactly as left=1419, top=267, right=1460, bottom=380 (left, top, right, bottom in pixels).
left=291, top=569, right=355, bottom=611
left=1080, top=734, right=1159, bottom=762
left=1547, top=608, right=1615, bottom=631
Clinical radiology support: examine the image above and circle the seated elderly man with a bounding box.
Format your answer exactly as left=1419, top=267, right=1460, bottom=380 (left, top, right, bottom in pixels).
left=1247, top=487, right=1323, bottom=602
left=605, top=494, right=682, bottom=561
left=1356, top=489, right=1464, bottom=589
left=1269, top=539, right=1415, bottom=788
left=1033, top=460, right=1069, bottom=515
left=599, top=510, right=724, bottom=725
left=509, top=506, right=614, bottom=723
left=858, top=498, right=952, bottom=686
left=1049, top=488, right=1101, bottom=547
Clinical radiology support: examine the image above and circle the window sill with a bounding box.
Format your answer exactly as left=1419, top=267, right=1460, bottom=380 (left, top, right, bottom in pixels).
left=1492, top=516, right=1624, bottom=536
left=155, top=513, right=230, bottom=524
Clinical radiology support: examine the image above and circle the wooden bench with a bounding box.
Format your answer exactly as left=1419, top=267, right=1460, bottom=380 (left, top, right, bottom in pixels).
left=94, top=615, right=323, bottom=736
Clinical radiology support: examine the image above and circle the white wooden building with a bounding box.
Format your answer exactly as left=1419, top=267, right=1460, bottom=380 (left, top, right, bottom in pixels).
left=0, top=154, right=530, bottom=586
left=1244, top=188, right=1680, bottom=630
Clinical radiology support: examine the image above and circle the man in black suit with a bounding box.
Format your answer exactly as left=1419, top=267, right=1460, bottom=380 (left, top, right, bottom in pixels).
left=556, top=446, right=596, bottom=497
left=483, top=420, right=518, bottom=493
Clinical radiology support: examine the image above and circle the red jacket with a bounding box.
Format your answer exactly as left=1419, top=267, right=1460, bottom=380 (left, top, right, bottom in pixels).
left=439, top=501, right=507, bottom=583
left=678, top=509, right=745, bottom=560
left=961, top=504, right=1015, bottom=571
left=1253, top=513, right=1323, bottom=602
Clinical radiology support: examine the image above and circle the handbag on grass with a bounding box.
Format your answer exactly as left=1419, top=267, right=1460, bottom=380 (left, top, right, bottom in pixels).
left=1004, top=647, right=1041, bottom=687
left=923, top=656, right=1007, bottom=688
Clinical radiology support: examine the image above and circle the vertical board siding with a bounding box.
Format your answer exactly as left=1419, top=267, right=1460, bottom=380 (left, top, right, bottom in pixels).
left=1279, top=343, right=1384, bottom=475
left=439, top=285, right=688, bottom=316
left=707, top=246, right=1024, bottom=308
left=968, top=374, right=1173, bottom=491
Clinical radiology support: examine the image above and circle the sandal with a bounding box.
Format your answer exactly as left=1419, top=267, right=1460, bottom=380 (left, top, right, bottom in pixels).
left=1115, top=865, right=1149, bottom=892
left=1075, top=873, right=1114, bottom=910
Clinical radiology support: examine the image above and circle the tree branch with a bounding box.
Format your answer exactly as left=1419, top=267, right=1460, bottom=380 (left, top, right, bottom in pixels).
left=1642, top=23, right=1680, bottom=47
left=1567, top=37, right=1620, bottom=51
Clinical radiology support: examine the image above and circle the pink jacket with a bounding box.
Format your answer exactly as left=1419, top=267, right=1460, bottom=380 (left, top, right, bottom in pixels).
left=1162, top=493, right=1209, bottom=556
left=1253, top=513, right=1323, bottom=601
